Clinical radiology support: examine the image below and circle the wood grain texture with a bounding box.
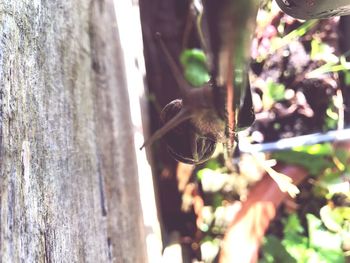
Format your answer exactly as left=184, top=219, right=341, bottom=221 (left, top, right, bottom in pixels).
left=0, top=0, right=147, bottom=262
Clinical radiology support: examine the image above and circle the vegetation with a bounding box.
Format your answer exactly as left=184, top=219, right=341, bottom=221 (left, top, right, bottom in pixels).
left=177, top=2, right=350, bottom=262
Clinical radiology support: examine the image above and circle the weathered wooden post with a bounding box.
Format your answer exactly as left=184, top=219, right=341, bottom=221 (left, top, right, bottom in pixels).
left=0, top=0, right=160, bottom=262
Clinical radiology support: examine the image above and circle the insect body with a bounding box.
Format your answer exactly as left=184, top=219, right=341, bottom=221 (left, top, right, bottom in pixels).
left=141, top=33, right=225, bottom=164
left=160, top=99, right=223, bottom=164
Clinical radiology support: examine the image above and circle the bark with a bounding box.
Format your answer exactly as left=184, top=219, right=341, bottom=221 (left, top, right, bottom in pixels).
left=0, top=0, right=147, bottom=262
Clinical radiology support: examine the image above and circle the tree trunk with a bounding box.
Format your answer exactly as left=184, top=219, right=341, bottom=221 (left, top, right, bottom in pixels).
left=0, top=0, right=150, bottom=261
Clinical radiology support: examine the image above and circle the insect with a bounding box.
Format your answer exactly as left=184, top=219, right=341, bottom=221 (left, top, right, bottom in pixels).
left=141, top=1, right=258, bottom=165
left=141, top=33, right=226, bottom=164
left=141, top=32, right=255, bottom=164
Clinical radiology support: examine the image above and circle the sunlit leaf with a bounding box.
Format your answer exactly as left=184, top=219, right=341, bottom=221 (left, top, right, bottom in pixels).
left=282, top=214, right=310, bottom=262
left=197, top=168, right=231, bottom=192
left=293, top=143, right=333, bottom=156
left=334, top=149, right=350, bottom=170
left=272, top=150, right=333, bottom=175
left=320, top=205, right=343, bottom=232
left=283, top=213, right=304, bottom=235
left=307, top=214, right=343, bottom=251
left=314, top=248, right=345, bottom=263
left=263, top=80, right=285, bottom=108
left=204, top=159, right=221, bottom=170
left=270, top=20, right=318, bottom=53
left=200, top=238, right=220, bottom=263
left=344, top=71, right=350, bottom=85
left=260, top=235, right=296, bottom=263
left=311, top=39, right=338, bottom=63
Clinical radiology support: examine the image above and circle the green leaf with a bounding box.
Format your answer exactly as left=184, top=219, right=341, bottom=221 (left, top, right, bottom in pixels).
left=180, top=49, right=207, bottom=65
left=263, top=80, right=285, bottom=108
left=314, top=248, right=345, bottom=263
left=283, top=213, right=304, bottom=235
left=307, top=214, right=343, bottom=251
left=200, top=238, right=220, bottom=263
left=212, top=193, right=224, bottom=208
left=204, top=159, right=221, bottom=170
left=180, top=49, right=210, bottom=87
left=334, top=149, right=350, bottom=170
left=260, top=235, right=296, bottom=263
left=282, top=214, right=310, bottom=262
left=282, top=241, right=310, bottom=263
left=318, top=169, right=348, bottom=195
left=293, top=143, right=333, bottom=156
left=324, top=102, right=339, bottom=130
left=344, top=71, right=350, bottom=85
left=197, top=168, right=209, bottom=181
left=333, top=207, right=350, bottom=221
left=196, top=168, right=230, bottom=192
left=272, top=150, right=333, bottom=175
left=270, top=20, right=318, bottom=52
left=310, top=39, right=338, bottom=63
left=320, top=205, right=343, bottom=232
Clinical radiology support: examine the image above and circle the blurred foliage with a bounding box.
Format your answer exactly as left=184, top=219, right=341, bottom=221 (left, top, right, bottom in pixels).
left=260, top=213, right=346, bottom=263
left=170, top=1, right=350, bottom=263
left=325, top=101, right=339, bottom=130
left=263, top=80, right=286, bottom=109
left=194, top=141, right=350, bottom=262
left=268, top=20, right=318, bottom=59
left=261, top=143, right=350, bottom=263
left=307, top=54, right=350, bottom=79
left=272, top=144, right=334, bottom=175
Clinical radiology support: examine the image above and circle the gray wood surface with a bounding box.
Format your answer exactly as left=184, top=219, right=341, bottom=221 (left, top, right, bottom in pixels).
left=0, top=0, right=147, bottom=262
